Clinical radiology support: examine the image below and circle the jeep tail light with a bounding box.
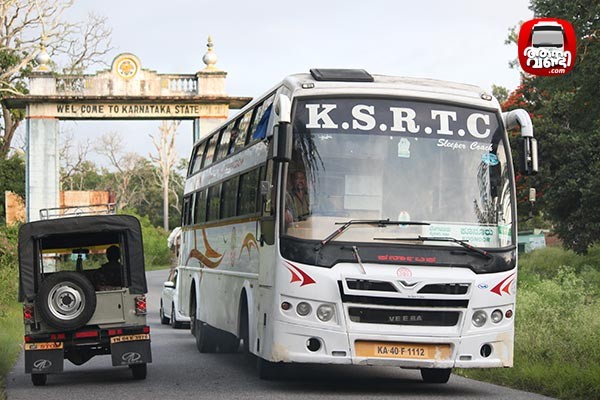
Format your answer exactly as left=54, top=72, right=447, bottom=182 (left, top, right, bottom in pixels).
left=50, top=333, right=66, bottom=341
left=23, top=304, right=34, bottom=324
left=143, top=326, right=150, bottom=334
left=74, top=330, right=99, bottom=339
left=108, top=328, right=123, bottom=336
left=135, top=295, right=147, bottom=315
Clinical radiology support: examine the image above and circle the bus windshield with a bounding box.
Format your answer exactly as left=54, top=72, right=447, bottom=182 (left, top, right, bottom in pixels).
left=283, top=97, right=514, bottom=248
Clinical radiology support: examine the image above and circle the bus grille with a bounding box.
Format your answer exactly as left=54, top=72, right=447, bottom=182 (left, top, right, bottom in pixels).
left=348, top=307, right=460, bottom=326
left=338, top=282, right=469, bottom=308
left=346, top=279, right=397, bottom=292
left=418, top=283, right=470, bottom=295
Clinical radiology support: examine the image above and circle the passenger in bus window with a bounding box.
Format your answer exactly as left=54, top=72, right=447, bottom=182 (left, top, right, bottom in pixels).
left=227, top=127, right=239, bottom=155
left=285, top=171, right=310, bottom=224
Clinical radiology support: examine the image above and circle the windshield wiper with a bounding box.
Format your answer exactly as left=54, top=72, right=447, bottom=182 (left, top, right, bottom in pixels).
left=373, top=235, right=491, bottom=259
left=314, top=219, right=430, bottom=252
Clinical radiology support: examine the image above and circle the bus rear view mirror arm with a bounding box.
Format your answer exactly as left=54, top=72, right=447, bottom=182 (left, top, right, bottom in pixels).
left=502, top=109, right=538, bottom=175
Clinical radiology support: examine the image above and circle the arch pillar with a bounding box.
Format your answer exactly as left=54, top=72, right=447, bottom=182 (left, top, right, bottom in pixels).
left=26, top=115, right=59, bottom=221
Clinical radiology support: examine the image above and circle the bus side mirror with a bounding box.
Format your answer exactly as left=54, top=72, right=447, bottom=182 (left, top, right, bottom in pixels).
left=272, top=123, right=292, bottom=162
left=260, top=180, right=270, bottom=197
left=518, top=137, right=538, bottom=175
left=272, top=94, right=292, bottom=162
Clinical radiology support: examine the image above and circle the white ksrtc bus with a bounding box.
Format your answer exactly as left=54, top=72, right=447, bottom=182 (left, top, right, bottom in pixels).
left=176, top=69, right=537, bottom=383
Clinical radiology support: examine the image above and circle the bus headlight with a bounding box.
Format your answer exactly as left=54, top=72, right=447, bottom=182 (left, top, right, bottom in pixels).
left=472, top=310, right=487, bottom=327
left=491, top=309, right=503, bottom=323
left=296, top=302, right=312, bottom=316
left=316, top=304, right=334, bottom=322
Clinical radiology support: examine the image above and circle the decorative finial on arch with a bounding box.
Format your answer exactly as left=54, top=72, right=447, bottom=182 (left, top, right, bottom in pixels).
left=202, top=35, right=219, bottom=70
left=35, top=34, right=51, bottom=72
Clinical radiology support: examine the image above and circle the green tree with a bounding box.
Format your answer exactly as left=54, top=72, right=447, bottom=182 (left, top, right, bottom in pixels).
left=0, top=153, right=25, bottom=223
left=0, top=0, right=111, bottom=159
left=507, top=0, right=600, bottom=253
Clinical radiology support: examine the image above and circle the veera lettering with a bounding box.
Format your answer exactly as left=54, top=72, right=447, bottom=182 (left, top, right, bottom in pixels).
left=306, top=103, right=492, bottom=139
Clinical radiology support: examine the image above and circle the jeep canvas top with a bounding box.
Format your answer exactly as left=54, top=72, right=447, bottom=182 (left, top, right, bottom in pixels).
left=18, top=214, right=152, bottom=386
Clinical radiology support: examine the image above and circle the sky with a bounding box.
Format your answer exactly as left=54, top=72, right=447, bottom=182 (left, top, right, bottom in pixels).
left=33, top=0, right=535, bottom=169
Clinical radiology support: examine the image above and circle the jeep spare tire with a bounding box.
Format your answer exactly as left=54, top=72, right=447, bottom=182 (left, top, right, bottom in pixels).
left=36, top=272, right=97, bottom=330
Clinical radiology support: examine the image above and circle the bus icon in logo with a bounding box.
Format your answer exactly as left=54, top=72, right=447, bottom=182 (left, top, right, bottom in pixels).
left=531, top=21, right=565, bottom=51
left=518, top=18, right=576, bottom=76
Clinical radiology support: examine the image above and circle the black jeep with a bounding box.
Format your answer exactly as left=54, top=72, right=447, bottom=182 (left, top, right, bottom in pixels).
left=18, top=214, right=152, bottom=386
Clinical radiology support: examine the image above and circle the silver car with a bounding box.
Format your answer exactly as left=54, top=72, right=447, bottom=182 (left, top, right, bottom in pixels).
left=160, top=266, right=190, bottom=329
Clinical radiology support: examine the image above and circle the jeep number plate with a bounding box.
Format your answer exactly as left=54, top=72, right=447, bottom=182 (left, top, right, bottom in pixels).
left=110, top=334, right=150, bottom=344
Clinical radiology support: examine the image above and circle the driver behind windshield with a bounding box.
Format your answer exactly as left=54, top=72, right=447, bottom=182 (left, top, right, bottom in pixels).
left=285, top=170, right=310, bottom=224
left=94, top=245, right=122, bottom=289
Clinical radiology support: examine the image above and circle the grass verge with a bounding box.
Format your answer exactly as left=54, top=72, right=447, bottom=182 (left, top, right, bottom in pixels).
left=0, top=224, right=21, bottom=399
left=457, top=245, right=600, bottom=400
left=0, top=302, right=22, bottom=400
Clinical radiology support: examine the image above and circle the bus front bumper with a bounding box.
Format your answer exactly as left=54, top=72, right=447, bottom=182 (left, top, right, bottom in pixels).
left=266, top=319, right=513, bottom=368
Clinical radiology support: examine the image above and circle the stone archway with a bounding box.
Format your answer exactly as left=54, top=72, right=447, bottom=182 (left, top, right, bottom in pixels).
left=4, top=39, right=251, bottom=221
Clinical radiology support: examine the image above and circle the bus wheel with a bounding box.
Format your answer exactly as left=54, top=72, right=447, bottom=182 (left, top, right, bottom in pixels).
left=239, top=302, right=249, bottom=355
left=31, top=374, right=47, bottom=386
left=214, top=331, right=239, bottom=353
left=190, top=295, right=196, bottom=336
left=257, top=357, right=283, bottom=380
left=420, top=368, right=451, bottom=383
left=195, top=319, right=217, bottom=353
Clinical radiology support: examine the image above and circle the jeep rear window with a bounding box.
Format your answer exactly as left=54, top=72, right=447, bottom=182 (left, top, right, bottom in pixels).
left=39, top=231, right=126, bottom=274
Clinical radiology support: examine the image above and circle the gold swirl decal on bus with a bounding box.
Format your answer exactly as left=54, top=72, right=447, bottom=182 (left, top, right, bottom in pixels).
left=186, top=229, right=223, bottom=269
left=203, top=229, right=222, bottom=258
left=239, top=233, right=259, bottom=259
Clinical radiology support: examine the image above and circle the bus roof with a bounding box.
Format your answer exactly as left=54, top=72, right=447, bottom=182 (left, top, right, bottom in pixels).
left=282, top=72, right=499, bottom=110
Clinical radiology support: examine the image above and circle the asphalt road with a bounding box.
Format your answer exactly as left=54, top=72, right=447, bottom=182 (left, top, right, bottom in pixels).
left=7, top=270, right=556, bottom=400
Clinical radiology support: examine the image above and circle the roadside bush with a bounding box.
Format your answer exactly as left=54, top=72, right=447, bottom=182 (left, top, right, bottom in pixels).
left=120, top=210, right=172, bottom=268
left=460, top=251, right=600, bottom=400
left=519, top=244, right=600, bottom=279
left=0, top=225, right=19, bottom=306
left=0, top=225, right=23, bottom=396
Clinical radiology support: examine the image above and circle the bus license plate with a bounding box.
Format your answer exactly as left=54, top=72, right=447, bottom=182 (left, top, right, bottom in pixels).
left=355, top=341, right=451, bottom=360
left=110, top=334, right=150, bottom=344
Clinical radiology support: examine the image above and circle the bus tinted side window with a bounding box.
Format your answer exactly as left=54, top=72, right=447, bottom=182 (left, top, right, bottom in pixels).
left=194, top=190, right=207, bottom=224
left=203, top=135, right=218, bottom=169
left=207, top=184, right=221, bottom=221
left=182, top=195, right=193, bottom=226
left=238, top=168, right=261, bottom=216
left=216, top=122, right=235, bottom=161
left=190, top=141, right=207, bottom=176
left=248, top=95, right=275, bottom=144
left=233, top=110, right=254, bottom=151
left=221, top=177, right=239, bottom=219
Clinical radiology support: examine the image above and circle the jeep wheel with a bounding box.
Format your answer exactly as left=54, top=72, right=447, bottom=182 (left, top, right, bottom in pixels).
left=130, top=363, right=147, bottom=380
left=31, top=373, right=47, bottom=386
left=36, top=272, right=96, bottom=331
